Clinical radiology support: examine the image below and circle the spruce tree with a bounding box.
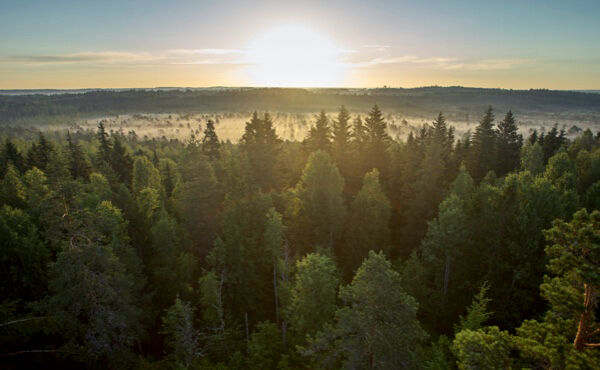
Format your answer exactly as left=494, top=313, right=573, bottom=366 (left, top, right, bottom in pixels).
left=66, top=131, right=91, bottom=180
left=496, top=110, right=523, bottom=177
left=202, top=119, right=221, bottom=161
left=468, top=106, right=497, bottom=182
left=363, top=105, right=390, bottom=174
left=304, top=110, right=331, bottom=154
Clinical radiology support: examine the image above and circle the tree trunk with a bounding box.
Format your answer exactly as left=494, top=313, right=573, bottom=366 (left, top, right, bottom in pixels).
left=443, top=255, right=451, bottom=296
left=245, top=312, right=250, bottom=351
left=574, top=283, right=593, bottom=351
left=273, top=263, right=279, bottom=324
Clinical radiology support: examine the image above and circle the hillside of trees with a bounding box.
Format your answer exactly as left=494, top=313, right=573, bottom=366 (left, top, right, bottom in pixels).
left=1, top=104, right=600, bottom=369
left=2, top=87, right=600, bottom=123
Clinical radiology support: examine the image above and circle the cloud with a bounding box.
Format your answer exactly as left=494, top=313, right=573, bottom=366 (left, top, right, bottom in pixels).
left=443, top=58, right=530, bottom=71
left=167, top=48, right=243, bottom=55
left=0, top=48, right=530, bottom=72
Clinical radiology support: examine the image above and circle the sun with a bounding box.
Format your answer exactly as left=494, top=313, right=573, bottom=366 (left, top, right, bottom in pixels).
left=243, top=24, right=349, bottom=87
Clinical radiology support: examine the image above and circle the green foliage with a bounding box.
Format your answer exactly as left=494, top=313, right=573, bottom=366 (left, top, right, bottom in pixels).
left=456, top=282, right=492, bottom=333
left=305, top=110, right=331, bottom=154
left=132, top=155, right=162, bottom=195
left=521, top=142, right=545, bottom=175
left=293, top=150, right=346, bottom=252
left=202, top=119, right=221, bottom=161
left=496, top=110, right=523, bottom=177
left=308, top=251, right=426, bottom=369
left=468, top=106, right=497, bottom=181
left=46, top=239, right=141, bottom=367
left=161, top=297, right=201, bottom=369
left=343, top=168, right=391, bottom=274
left=453, top=326, right=514, bottom=370
left=0, top=205, right=48, bottom=301
left=286, top=252, right=340, bottom=341
left=247, top=321, right=283, bottom=370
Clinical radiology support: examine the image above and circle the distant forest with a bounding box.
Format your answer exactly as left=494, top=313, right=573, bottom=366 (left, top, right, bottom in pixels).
left=1, top=103, right=600, bottom=369
left=2, top=87, right=600, bottom=123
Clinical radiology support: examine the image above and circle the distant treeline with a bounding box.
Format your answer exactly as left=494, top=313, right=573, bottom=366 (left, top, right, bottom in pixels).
left=2, top=87, right=600, bottom=122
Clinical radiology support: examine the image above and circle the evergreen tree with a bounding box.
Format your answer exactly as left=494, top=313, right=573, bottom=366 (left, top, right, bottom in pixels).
left=363, top=105, right=390, bottom=174
left=496, top=110, right=523, bottom=177
left=240, top=112, right=282, bottom=191
left=96, top=121, right=112, bottom=164
left=202, top=119, right=221, bottom=161
left=131, top=156, right=161, bottom=195
left=66, top=131, right=91, bottom=180
left=1, top=164, right=26, bottom=208
left=331, top=105, right=352, bottom=169
left=468, top=106, right=497, bottom=182
left=521, top=142, right=545, bottom=175
left=293, top=150, right=346, bottom=253
left=343, top=168, right=391, bottom=275
left=307, top=251, right=426, bottom=369
left=111, top=136, right=133, bottom=185
left=304, top=110, right=331, bottom=154
left=286, top=252, right=340, bottom=341
left=26, top=132, right=54, bottom=171
left=0, top=139, right=25, bottom=176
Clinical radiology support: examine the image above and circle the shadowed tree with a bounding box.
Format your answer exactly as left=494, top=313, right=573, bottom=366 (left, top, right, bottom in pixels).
left=496, top=110, right=523, bottom=177
left=468, top=106, right=497, bottom=182
left=202, top=119, right=221, bottom=161
left=304, top=110, right=331, bottom=154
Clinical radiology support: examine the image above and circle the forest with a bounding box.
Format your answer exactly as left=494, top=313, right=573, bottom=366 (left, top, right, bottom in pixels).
left=1, top=103, right=600, bottom=369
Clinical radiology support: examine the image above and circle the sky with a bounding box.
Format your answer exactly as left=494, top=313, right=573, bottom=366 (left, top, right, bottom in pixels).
left=0, top=0, right=599, bottom=89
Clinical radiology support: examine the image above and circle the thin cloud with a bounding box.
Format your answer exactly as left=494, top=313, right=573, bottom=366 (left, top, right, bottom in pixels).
left=1, top=51, right=157, bottom=65
left=167, top=48, right=243, bottom=55
left=443, top=58, right=530, bottom=71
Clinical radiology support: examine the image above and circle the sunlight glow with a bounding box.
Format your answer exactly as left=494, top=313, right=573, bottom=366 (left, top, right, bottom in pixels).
left=243, top=24, right=349, bottom=87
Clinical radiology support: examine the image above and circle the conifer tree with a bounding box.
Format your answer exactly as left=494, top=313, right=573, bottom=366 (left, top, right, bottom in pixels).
left=343, top=168, right=391, bottom=275
left=66, top=131, right=91, bottom=180
left=1, top=139, right=25, bottom=176
left=240, top=112, right=282, bottom=191
left=468, top=106, right=497, bottom=181
left=304, top=110, right=331, bottom=154
left=294, top=150, right=346, bottom=253
left=202, top=119, right=221, bottom=161
left=496, top=110, right=523, bottom=177
left=26, top=132, right=54, bottom=171
left=111, top=136, right=133, bottom=185
left=363, top=105, right=390, bottom=174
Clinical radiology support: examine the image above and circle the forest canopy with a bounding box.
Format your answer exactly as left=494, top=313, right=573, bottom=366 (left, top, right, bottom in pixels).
left=1, top=103, right=600, bottom=369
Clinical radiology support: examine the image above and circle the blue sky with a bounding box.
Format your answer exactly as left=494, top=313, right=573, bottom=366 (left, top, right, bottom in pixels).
left=1, top=0, right=599, bottom=88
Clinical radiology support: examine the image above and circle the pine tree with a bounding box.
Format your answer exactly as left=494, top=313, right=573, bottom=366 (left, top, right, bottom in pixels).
left=305, top=110, right=331, bottom=154
left=202, top=119, right=221, bottom=161
left=307, top=251, right=426, bottom=369
left=496, top=111, right=523, bottom=177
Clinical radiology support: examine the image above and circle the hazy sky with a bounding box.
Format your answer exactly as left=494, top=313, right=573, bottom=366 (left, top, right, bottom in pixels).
left=1, top=0, right=599, bottom=89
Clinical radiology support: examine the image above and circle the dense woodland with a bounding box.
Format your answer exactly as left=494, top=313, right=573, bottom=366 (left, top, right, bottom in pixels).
left=1, top=104, right=600, bottom=369
left=2, top=87, right=600, bottom=123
